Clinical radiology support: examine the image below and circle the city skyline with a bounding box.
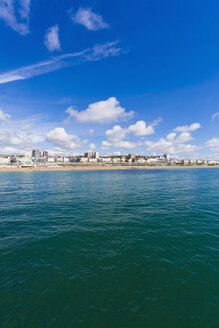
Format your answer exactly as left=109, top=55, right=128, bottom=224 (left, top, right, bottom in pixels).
left=0, top=0, right=219, bottom=159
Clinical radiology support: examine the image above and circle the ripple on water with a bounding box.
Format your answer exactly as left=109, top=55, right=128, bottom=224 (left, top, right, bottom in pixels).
left=0, top=169, right=219, bottom=328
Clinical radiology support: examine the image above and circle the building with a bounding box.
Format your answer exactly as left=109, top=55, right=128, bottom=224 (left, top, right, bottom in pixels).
left=56, top=157, right=64, bottom=163
left=112, top=158, right=121, bottom=163
left=84, top=152, right=90, bottom=158
left=121, top=156, right=126, bottom=162
left=69, top=157, right=78, bottom=162
left=32, top=149, right=41, bottom=158
left=48, top=157, right=55, bottom=163
left=79, top=157, right=89, bottom=163
left=0, top=156, right=11, bottom=165
left=163, top=154, right=170, bottom=160
left=99, top=157, right=112, bottom=163
left=43, top=151, right=48, bottom=158
left=137, top=158, right=146, bottom=163
left=14, top=155, right=34, bottom=166
left=128, top=154, right=136, bottom=162
left=93, top=152, right=99, bottom=159
left=146, top=158, right=159, bottom=164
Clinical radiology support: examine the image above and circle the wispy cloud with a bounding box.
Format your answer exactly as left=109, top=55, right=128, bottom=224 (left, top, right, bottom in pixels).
left=173, top=123, right=201, bottom=133
left=71, top=7, right=109, bottom=31
left=19, top=0, right=30, bottom=19
left=212, top=112, right=219, bottom=120
left=44, top=25, right=61, bottom=52
left=0, top=109, right=11, bottom=122
left=0, top=41, right=122, bottom=85
left=0, top=0, right=30, bottom=35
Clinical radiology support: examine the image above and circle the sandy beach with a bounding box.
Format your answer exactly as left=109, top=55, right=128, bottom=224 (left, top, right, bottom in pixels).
left=0, top=165, right=219, bottom=172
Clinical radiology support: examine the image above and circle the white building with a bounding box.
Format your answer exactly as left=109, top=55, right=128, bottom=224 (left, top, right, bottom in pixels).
left=189, top=160, right=197, bottom=165
left=15, top=156, right=34, bottom=166
left=0, top=156, right=11, bottom=165
left=93, top=152, right=99, bottom=159
left=163, top=154, right=170, bottom=160
left=56, top=157, right=64, bottom=163
left=137, top=158, right=146, bottom=163
left=99, top=157, right=112, bottom=163
left=146, top=158, right=159, bottom=163
left=79, top=157, right=88, bottom=163
left=48, top=157, right=55, bottom=163
left=112, top=158, right=121, bottom=163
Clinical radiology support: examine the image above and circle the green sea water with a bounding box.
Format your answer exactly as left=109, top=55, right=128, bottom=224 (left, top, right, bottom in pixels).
left=0, top=169, right=219, bottom=328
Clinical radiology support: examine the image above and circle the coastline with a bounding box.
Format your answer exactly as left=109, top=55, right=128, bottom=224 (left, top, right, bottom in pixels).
left=0, top=165, right=219, bottom=172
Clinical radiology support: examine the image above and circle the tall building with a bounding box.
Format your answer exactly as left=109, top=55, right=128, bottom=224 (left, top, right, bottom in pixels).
left=84, top=152, right=90, bottom=158
left=163, top=154, right=170, bottom=160
left=43, top=151, right=49, bottom=158
left=93, top=152, right=99, bottom=159
left=32, top=149, right=41, bottom=158
left=128, top=154, right=136, bottom=162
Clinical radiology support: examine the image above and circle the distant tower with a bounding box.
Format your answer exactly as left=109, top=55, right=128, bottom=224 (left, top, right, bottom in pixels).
left=84, top=152, right=90, bottom=158
left=43, top=151, right=49, bottom=158
left=128, top=154, right=136, bottom=162
left=32, top=149, right=41, bottom=158
left=163, top=154, right=170, bottom=160
left=93, top=152, right=99, bottom=159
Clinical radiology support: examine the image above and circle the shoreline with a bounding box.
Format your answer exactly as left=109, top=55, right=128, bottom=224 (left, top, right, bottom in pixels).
left=0, top=165, right=219, bottom=172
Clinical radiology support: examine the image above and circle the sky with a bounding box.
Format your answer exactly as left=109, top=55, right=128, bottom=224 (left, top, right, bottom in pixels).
left=0, top=0, right=219, bottom=158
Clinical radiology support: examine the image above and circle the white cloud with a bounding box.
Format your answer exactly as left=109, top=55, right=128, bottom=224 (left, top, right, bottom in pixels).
left=88, top=142, right=96, bottom=151
left=89, top=129, right=94, bottom=135
left=0, top=127, right=43, bottom=151
left=0, top=128, right=21, bottom=147
left=175, top=132, right=193, bottom=143
left=71, top=7, right=109, bottom=31
left=105, top=125, right=127, bottom=142
left=0, top=0, right=30, bottom=35
left=212, top=112, right=219, bottom=120
left=44, top=25, right=61, bottom=52
left=101, top=125, right=136, bottom=150
left=166, top=132, right=176, bottom=141
left=0, top=109, right=11, bottom=121
left=101, top=119, right=159, bottom=150
left=127, top=120, right=155, bottom=136
left=145, top=126, right=199, bottom=155
left=66, top=97, right=134, bottom=124
left=174, top=123, right=201, bottom=133
left=0, top=41, right=122, bottom=85
left=145, top=138, right=198, bottom=154
left=205, top=138, right=219, bottom=152
left=46, top=127, right=84, bottom=150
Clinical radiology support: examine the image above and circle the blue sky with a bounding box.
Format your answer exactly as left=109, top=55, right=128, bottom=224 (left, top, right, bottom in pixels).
left=0, top=0, right=219, bottom=158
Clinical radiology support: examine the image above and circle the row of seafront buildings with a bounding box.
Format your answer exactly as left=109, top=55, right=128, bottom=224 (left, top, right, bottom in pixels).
left=0, top=149, right=219, bottom=167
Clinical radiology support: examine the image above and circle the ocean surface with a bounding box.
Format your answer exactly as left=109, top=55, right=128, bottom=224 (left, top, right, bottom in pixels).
left=0, top=169, right=219, bottom=328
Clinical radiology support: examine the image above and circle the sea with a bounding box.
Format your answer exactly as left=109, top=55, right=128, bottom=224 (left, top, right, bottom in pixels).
left=0, top=169, right=218, bottom=328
